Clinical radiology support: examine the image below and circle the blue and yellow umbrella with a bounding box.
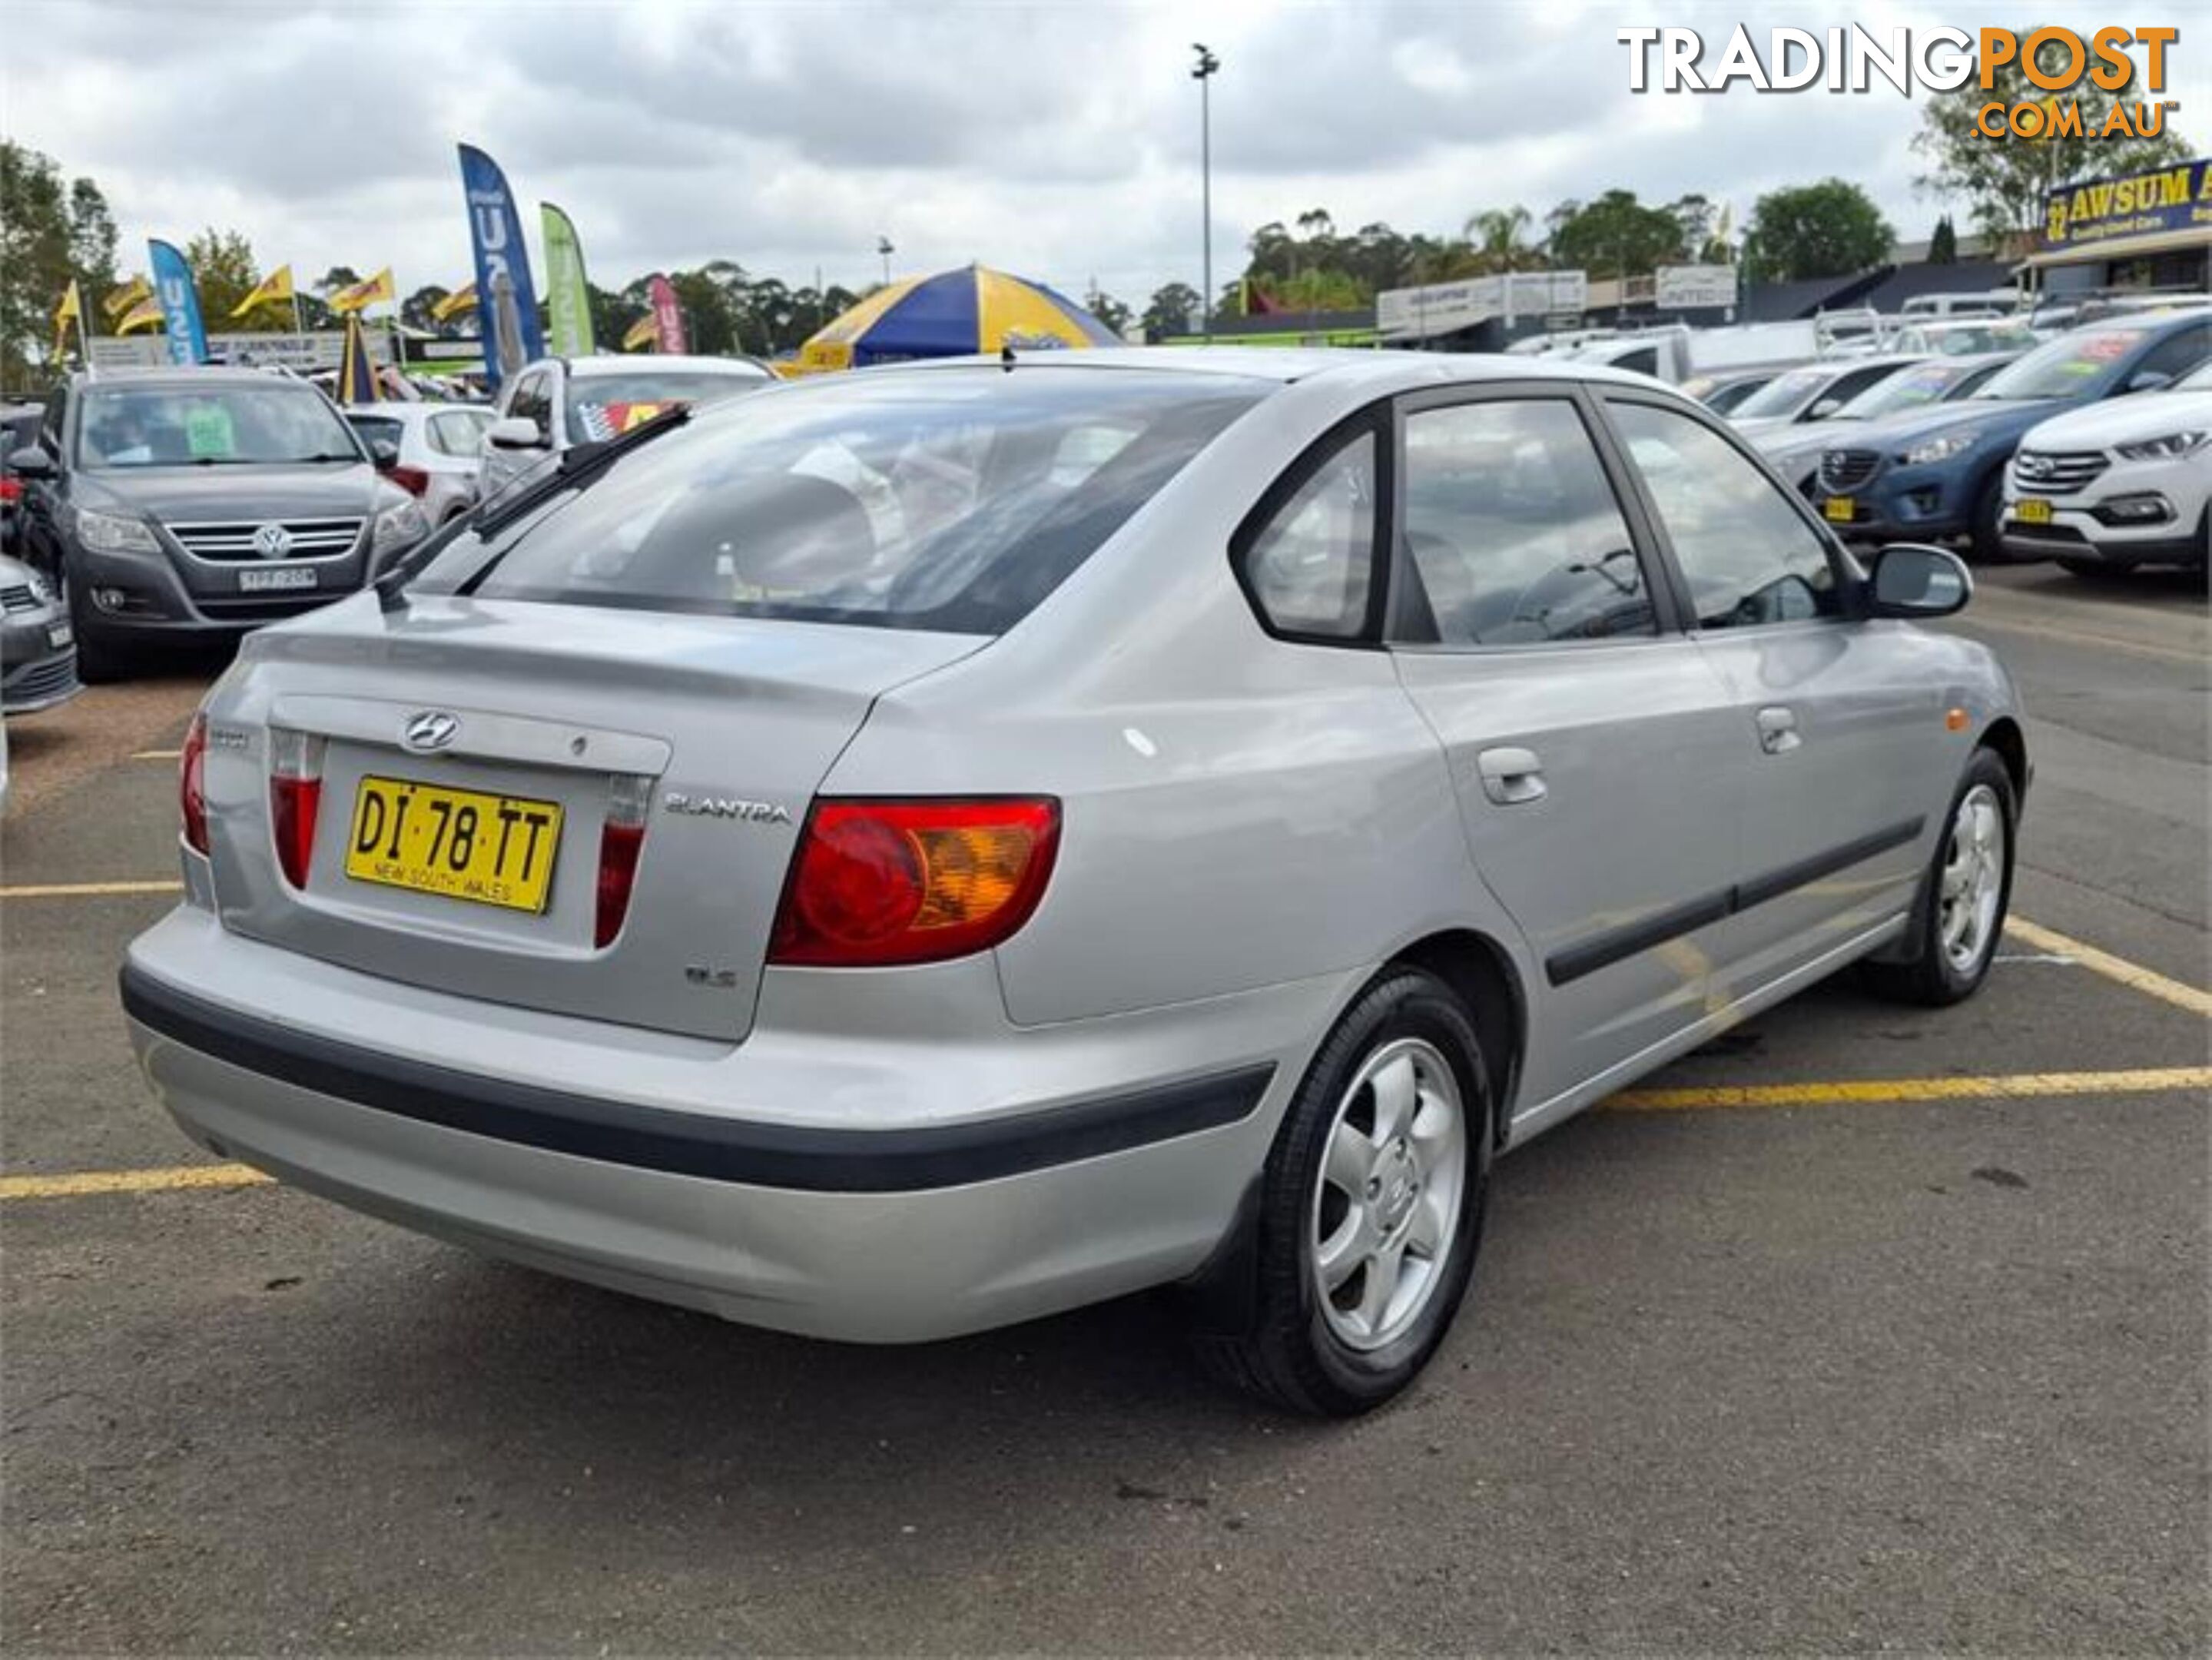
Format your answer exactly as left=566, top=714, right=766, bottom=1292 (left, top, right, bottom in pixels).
left=798, top=264, right=1118, bottom=372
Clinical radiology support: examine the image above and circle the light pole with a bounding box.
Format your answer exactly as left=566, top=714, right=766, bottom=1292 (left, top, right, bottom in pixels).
left=1192, top=43, right=1219, bottom=342
left=877, top=237, right=894, bottom=288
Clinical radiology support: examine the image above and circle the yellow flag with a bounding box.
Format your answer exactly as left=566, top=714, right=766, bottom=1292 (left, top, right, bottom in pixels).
left=53, top=281, right=84, bottom=356
left=117, top=297, right=164, bottom=334
left=431, top=281, right=476, bottom=321
left=229, top=264, right=294, bottom=319
left=104, top=274, right=152, bottom=319
left=621, top=314, right=657, bottom=351
left=330, top=267, right=395, bottom=314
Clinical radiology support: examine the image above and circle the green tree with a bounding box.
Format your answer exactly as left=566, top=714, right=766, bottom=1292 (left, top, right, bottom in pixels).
left=1086, top=288, right=1133, bottom=337
left=315, top=265, right=362, bottom=297
left=1912, top=28, right=2190, bottom=249
left=0, top=140, right=108, bottom=389
left=1928, top=214, right=1959, bottom=264
left=67, top=178, right=118, bottom=331
left=1462, top=207, right=1544, bottom=274
left=1142, top=281, right=1202, bottom=339
left=401, top=284, right=451, bottom=334
left=1545, top=191, right=1687, bottom=279
left=1743, top=179, right=1894, bottom=283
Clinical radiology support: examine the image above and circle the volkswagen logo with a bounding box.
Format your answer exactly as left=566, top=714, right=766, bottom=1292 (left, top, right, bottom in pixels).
left=402, top=711, right=461, bottom=753
left=251, top=523, right=293, bottom=559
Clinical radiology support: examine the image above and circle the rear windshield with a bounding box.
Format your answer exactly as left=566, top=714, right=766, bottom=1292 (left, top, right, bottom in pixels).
left=345, top=414, right=406, bottom=453
left=416, top=367, right=1266, bottom=635
left=565, top=370, right=766, bottom=444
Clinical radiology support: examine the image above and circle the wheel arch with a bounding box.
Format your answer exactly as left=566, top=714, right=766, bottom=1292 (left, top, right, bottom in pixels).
left=1979, top=715, right=2029, bottom=805
left=1387, top=928, right=1525, bottom=1145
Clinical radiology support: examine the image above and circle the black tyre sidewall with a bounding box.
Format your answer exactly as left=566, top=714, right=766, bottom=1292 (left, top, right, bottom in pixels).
left=1969, top=472, right=2007, bottom=563
left=1922, top=749, right=2017, bottom=1000
left=1262, top=971, right=1494, bottom=1411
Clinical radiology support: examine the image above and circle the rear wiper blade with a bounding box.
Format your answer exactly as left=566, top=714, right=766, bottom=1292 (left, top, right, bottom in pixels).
left=466, top=404, right=691, bottom=547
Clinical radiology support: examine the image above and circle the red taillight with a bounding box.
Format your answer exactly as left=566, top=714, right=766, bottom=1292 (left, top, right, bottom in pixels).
left=0, top=476, right=20, bottom=504
left=180, top=713, right=209, bottom=855
left=594, top=775, right=653, bottom=949
left=385, top=465, right=430, bottom=497
left=267, top=728, right=325, bottom=888
left=769, top=798, right=1060, bottom=968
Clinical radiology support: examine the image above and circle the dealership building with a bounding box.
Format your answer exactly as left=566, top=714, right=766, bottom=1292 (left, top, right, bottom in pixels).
left=2021, top=156, right=2212, bottom=298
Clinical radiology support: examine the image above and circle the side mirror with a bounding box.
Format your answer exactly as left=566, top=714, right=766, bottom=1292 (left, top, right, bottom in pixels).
left=1806, top=397, right=1842, bottom=420
left=7, top=446, right=54, bottom=480
left=2126, top=370, right=2173, bottom=393
left=368, top=437, right=402, bottom=470
left=486, top=416, right=545, bottom=451
left=1866, top=543, right=1972, bottom=619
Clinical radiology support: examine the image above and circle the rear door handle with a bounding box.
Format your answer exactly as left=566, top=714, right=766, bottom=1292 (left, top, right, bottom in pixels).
left=1756, top=706, right=1802, bottom=755
left=1475, top=745, right=1547, bottom=805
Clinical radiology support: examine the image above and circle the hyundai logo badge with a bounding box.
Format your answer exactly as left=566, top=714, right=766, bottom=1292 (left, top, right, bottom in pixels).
left=402, top=710, right=461, bottom=752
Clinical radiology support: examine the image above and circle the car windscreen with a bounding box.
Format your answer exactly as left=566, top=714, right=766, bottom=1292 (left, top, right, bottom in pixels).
left=414, top=367, right=1267, bottom=635
left=1972, top=330, right=2141, bottom=400
left=564, top=371, right=767, bottom=444
left=1834, top=360, right=1973, bottom=419
left=77, top=384, right=363, bottom=468
left=1729, top=367, right=1831, bottom=419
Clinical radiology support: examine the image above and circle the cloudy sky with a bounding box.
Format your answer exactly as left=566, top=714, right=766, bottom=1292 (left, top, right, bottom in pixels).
left=6, top=0, right=2207, bottom=307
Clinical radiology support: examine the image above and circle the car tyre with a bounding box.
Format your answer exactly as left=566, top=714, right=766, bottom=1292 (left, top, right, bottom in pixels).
left=1859, top=747, right=2016, bottom=1007
left=1193, top=967, right=1494, bottom=1416
left=1968, top=472, right=2008, bottom=563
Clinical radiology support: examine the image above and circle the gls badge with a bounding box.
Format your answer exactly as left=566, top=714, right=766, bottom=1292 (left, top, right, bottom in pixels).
left=662, top=792, right=791, bottom=825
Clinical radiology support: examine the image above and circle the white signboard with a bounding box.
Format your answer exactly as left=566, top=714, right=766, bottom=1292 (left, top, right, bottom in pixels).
left=1378, top=270, right=1588, bottom=338
left=1654, top=264, right=1738, bottom=310
left=89, top=330, right=397, bottom=372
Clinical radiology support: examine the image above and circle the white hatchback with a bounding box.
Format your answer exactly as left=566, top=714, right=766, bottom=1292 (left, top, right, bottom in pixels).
left=344, top=403, right=496, bottom=528
left=2001, top=357, right=2212, bottom=575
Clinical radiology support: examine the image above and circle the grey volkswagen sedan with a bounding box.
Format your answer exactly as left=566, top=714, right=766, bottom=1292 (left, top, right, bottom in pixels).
left=122, top=350, right=2025, bottom=1415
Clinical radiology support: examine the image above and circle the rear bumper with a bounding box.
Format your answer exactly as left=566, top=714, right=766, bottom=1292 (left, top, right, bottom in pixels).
left=121, top=911, right=1335, bottom=1343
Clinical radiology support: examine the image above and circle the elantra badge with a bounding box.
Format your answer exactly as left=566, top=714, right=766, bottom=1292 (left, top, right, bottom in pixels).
left=402, top=710, right=461, bottom=753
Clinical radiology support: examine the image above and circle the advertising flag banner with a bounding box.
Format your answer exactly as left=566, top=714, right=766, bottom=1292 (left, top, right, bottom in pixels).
left=335, top=312, right=378, bottom=404
left=148, top=238, right=208, bottom=364
left=542, top=202, right=595, bottom=357
left=621, top=314, right=656, bottom=351
left=103, top=274, right=152, bottom=320
left=116, top=297, right=165, bottom=334
left=648, top=273, right=688, bottom=354
left=458, top=143, right=545, bottom=389
left=431, top=281, right=477, bottom=322
left=230, top=264, right=295, bottom=319
left=330, top=267, right=395, bottom=314
left=52, top=281, right=84, bottom=358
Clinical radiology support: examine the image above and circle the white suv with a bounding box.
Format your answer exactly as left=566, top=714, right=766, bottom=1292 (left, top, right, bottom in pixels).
left=2001, top=357, right=2212, bottom=576
left=479, top=354, right=774, bottom=500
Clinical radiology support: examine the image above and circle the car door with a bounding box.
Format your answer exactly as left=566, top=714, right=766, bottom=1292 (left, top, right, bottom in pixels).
left=1600, top=392, right=1944, bottom=1001
left=18, top=385, right=70, bottom=579
left=1385, top=383, right=1748, bottom=1109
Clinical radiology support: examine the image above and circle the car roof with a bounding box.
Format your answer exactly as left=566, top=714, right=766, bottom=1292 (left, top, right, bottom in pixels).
left=561, top=354, right=772, bottom=378
left=853, top=345, right=1674, bottom=397
left=72, top=366, right=317, bottom=390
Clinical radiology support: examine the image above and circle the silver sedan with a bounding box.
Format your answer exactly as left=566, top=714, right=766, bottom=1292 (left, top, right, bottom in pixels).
left=123, top=350, right=2025, bottom=1414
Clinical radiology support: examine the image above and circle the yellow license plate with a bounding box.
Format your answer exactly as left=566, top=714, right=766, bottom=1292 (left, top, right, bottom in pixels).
left=2015, top=497, right=2053, bottom=525
left=1822, top=496, right=1855, bottom=523
left=343, top=775, right=563, bottom=913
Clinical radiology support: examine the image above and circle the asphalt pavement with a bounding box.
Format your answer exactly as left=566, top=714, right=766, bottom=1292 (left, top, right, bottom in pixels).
left=2, top=567, right=2206, bottom=1655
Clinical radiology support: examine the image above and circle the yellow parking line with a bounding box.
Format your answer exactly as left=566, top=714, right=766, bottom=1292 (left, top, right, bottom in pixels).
left=0, top=1163, right=270, bottom=1200
left=131, top=749, right=181, bottom=761
left=1610, top=1066, right=2210, bottom=1112
left=0, top=879, right=182, bottom=900
left=2005, top=918, right=2212, bottom=1019
left=3, top=1068, right=2204, bottom=1202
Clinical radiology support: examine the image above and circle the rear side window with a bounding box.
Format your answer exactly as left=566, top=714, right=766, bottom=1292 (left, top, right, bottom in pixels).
left=416, top=368, right=1264, bottom=636
left=506, top=374, right=551, bottom=437
left=1236, top=430, right=1378, bottom=639
left=347, top=414, right=406, bottom=455
left=1398, top=399, right=1651, bottom=646
left=1610, top=400, right=1844, bottom=630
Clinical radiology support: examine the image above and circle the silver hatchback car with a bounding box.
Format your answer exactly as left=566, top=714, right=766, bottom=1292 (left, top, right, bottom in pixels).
left=124, top=350, right=2025, bottom=1414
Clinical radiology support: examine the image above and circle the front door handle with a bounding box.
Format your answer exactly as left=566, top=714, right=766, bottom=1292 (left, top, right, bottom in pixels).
left=1756, top=706, right=1802, bottom=755
left=1475, top=745, right=1547, bottom=805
